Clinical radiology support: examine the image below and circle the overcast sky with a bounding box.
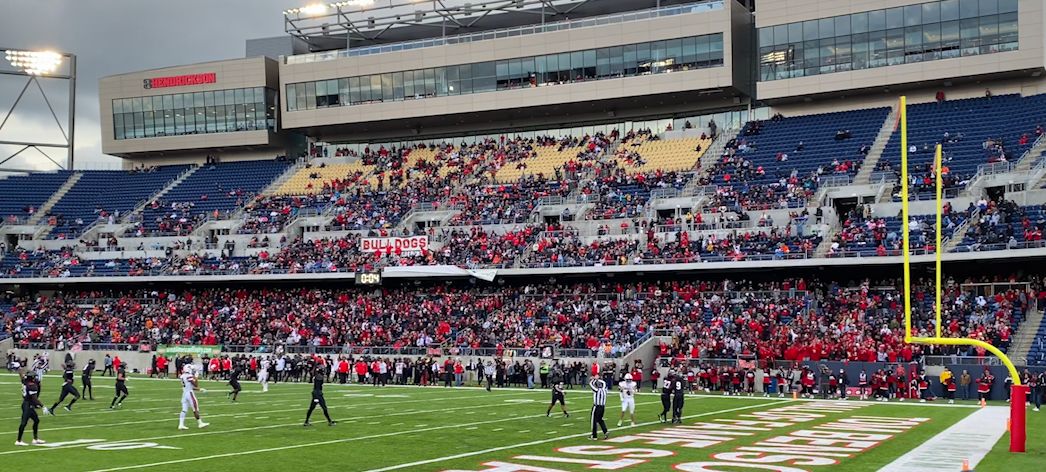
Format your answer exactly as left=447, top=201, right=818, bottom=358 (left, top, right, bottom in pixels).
left=0, top=0, right=301, bottom=171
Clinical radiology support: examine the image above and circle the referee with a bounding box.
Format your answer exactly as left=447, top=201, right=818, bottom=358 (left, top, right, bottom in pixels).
left=589, top=377, right=609, bottom=440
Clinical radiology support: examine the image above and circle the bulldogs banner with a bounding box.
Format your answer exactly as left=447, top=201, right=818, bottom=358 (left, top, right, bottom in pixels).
left=360, top=235, right=428, bottom=256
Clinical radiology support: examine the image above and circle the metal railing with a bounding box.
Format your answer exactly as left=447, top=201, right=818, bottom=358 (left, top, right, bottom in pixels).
left=950, top=240, right=1046, bottom=253
left=819, top=174, right=854, bottom=188
left=868, top=171, right=898, bottom=184
left=285, top=1, right=725, bottom=64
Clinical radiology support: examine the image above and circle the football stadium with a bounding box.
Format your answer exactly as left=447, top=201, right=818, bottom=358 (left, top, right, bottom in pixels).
left=1, top=0, right=1045, bottom=470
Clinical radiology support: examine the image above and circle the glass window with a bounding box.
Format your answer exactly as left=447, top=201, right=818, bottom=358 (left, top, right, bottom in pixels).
left=422, top=69, right=434, bottom=96
left=583, top=50, right=596, bottom=79
left=496, top=60, right=509, bottom=89
left=941, top=20, right=961, bottom=57
left=113, top=113, right=124, bottom=139
left=998, top=12, right=1018, bottom=48
left=445, top=66, right=459, bottom=95
left=472, top=61, right=496, bottom=93
left=904, top=5, right=922, bottom=26
left=941, top=0, right=960, bottom=20
left=979, top=0, right=998, bottom=15
left=834, top=15, right=850, bottom=36
left=960, top=0, right=979, bottom=18
left=979, top=14, right=999, bottom=52
left=923, top=2, right=941, bottom=24
left=788, top=22, right=804, bottom=43
left=304, top=82, right=315, bottom=110
left=339, top=78, right=350, bottom=105
left=609, top=46, right=624, bottom=76
left=868, top=9, right=886, bottom=31
left=680, top=38, right=696, bottom=68
left=286, top=84, right=297, bottom=111
left=802, top=20, right=817, bottom=40
left=596, top=47, right=610, bottom=78
left=998, top=0, right=1017, bottom=13
left=886, top=7, right=904, bottom=29
left=709, top=34, right=724, bottom=64
left=458, top=64, right=472, bottom=94
left=776, top=24, right=790, bottom=44
left=382, top=73, right=394, bottom=100
left=759, top=27, right=773, bottom=47
left=852, top=12, right=868, bottom=34
left=349, top=77, right=361, bottom=103
left=960, top=18, right=981, bottom=55
left=392, top=72, right=404, bottom=99
left=316, top=81, right=328, bottom=107
left=819, top=18, right=835, bottom=39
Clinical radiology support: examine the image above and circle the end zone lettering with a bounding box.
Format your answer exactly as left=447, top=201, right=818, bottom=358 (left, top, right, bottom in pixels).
left=143, top=72, right=216, bottom=89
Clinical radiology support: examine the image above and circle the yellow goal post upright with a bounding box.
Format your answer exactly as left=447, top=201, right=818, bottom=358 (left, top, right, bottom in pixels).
left=897, top=95, right=1027, bottom=453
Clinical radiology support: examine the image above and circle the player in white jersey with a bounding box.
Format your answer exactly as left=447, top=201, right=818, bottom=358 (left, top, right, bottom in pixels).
left=617, top=373, right=637, bottom=427
left=33, top=355, right=49, bottom=389
left=258, top=357, right=271, bottom=392
left=178, top=366, right=209, bottom=430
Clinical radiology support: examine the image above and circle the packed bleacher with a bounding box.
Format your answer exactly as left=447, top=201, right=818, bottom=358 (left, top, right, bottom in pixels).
left=2, top=276, right=1036, bottom=363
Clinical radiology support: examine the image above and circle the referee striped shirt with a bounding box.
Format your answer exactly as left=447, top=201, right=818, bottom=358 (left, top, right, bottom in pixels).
left=590, top=379, right=608, bottom=406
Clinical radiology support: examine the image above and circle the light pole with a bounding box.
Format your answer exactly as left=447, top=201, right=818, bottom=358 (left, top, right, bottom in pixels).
left=0, top=48, right=77, bottom=173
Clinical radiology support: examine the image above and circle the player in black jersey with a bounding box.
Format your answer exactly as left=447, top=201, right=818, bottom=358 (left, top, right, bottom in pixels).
left=658, top=372, right=673, bottom=422
left=227, top=365, right=243, bottom=402
left=16, top=372, right=46, bottom=446
left=304, top=366, right=335, bottom=427
left=81, top=359, right=96, bottom=400
left=110, top=367, right=128, bottom=409
left=671, top=376, right=686, bottom=423
left=49, top=362, right=80, bottom=414
left=546, top=381, right=569, bottom=417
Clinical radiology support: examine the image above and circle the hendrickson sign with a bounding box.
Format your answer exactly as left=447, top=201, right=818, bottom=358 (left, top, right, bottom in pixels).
left=143, top=72, right=216, bottom=89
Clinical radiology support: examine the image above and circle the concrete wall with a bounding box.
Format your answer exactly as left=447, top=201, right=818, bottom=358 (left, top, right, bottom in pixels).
left=99, top=57, right=281, bottom=158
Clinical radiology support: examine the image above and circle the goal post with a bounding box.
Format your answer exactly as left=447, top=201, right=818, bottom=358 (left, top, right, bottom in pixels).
left=897, top=95, right=1026, bottom=453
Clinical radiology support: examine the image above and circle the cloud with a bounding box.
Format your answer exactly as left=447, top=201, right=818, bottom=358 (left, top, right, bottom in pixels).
left=0, top=0, right=296, bottom=170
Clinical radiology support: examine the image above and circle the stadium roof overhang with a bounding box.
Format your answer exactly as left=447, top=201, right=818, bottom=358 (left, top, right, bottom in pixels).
left=284, top=0, right=708, bottom=52
left=288, top=86, right=747, bottom=143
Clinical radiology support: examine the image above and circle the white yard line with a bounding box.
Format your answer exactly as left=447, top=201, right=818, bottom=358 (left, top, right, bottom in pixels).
left=362, top=399, right=789, bottom=472
left=0, top=392, right=540, bottom=447
left=82, top=406, right=660, bottom=472
left=877, top=406, right=1009, bottom=472
left=0, top=390, right=532, bottom=434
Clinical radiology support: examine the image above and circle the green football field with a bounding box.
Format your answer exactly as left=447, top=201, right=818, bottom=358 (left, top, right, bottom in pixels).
left=2, top=373, right=1043, bottom=471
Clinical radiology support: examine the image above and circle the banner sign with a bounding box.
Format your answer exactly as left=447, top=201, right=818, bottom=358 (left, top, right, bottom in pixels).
left=360, top=235, right=428, bottom=256
left=143, top=72, right=216, bottom=89
left=156, top=345, right=223, bottom=356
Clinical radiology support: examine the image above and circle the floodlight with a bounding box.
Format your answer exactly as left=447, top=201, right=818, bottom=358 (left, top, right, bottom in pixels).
left=4, top=50, right=62, bottom=76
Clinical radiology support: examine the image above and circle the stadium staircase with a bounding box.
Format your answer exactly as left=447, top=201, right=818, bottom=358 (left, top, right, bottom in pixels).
left=854, top=107, right=900, bottom=185
left=697, top=128, right=739, bottom=173
left=121, top=165, right=200, bottom=223
left=26, top=172, right=82, bottom=225
left=1007, top=305, right=1043, bottom=365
